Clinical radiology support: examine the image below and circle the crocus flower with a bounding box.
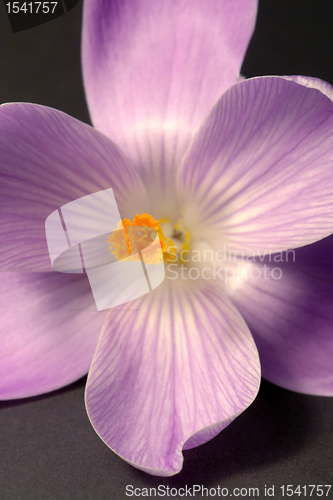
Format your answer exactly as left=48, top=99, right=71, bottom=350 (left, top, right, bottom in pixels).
left=1, top=0, right=333, bottom=477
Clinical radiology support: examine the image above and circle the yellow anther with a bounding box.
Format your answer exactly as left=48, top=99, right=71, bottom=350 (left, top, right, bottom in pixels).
left=109, top=213, right=191, bottom=265
left=109, top=213, right=167, bottom=264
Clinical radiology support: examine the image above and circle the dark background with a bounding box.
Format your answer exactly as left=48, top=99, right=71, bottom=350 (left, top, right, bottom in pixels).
left=1, top=1, right=333, bottom=499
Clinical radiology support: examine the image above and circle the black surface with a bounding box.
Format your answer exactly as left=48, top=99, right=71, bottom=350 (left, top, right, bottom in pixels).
left=1, top=1, right=333, bottom=499
left=4, top=0, right=65, bottom=33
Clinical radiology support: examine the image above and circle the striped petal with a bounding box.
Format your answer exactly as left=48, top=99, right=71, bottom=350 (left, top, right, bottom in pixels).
left=0, top=102, right=149, bottom=398
left=82, top=0, right=257, bottom=217
left=177, top=76, right=333, bottom=254
left=283, top=75, right=333, bottom=101
left=0, top=272, right=104, bottom=399
left=0, top=102, right=149, bottom=273
left=224, top=236, right=333, bottom=396
left=85, top=277, right=260, bottom=476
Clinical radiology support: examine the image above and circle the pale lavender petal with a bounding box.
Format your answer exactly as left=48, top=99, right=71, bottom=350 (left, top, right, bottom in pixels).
left=0, top=272, right=105, bottom=399
left=284, top=75, right=333, bottom=101
left=223, top=236, right=333, bottom=395
left=0, top=103, right=149, bottom=272
left=82, top=0, right=257, bottom=216
left=85, top=278, right=260, bottom=476
left=178, top=76, right=333, bottom=254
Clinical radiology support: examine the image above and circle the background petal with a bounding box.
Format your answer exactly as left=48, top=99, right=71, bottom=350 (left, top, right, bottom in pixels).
left=177, top=76, right=333, bottom=254
left=223, top=236, right=333, bottom=395
left=85, top=278, right=260, bottom=476
left=0, top=103, right=149, bottom=272
left=82, top=0, right=258, bottom=217
left=0, top=272, right=104, bottom=399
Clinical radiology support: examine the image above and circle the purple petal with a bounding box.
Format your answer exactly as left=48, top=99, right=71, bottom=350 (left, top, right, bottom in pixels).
left=85, top=278, right=260, bottom=476
left=0, top=103, right=149, bottom=272
left=223, top=236, right=333, bottom=395
left=284, top=75, right=333, bottom=101
left=82, top=0, right=257, bottom=216
left=177, top=76, right=333, bottom=254
left=0, top=272, right=105, bottom=399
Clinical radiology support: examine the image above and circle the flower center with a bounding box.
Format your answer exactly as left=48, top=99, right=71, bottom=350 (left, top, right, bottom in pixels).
left=158, top=218, right=191, bottom=263
left=109, top=213, right=190, bottom=263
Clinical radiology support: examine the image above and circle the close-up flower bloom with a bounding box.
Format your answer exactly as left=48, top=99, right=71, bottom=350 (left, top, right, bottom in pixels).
left=1, top=0, right=333, bottom=477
